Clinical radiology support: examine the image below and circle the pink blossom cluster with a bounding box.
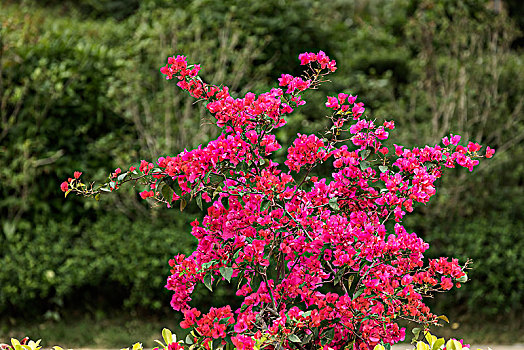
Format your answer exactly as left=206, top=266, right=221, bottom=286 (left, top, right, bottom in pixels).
left=298, top=50, right=337, bottom=72
left=62, top=51, right=494, bottom=350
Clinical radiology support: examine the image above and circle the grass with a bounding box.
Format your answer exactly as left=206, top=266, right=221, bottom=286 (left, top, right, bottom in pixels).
left=0, top=311, right=184, bottom=349
left=428, top=315, right=524, bottom=345
left=1, top=311, right=523, bottom=348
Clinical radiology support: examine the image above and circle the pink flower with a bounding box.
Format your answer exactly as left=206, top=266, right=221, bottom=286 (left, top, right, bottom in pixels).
left=450, top=134, right=461, bottom=145
left=139, top=190, right=154, bottom=199
left=467, top=142, right=481, bottom=153
left=441, top=277, right=453, bottom=290
left=486, top=146, right=495, bottom=158
left=352, top=102, right=365, bottom=116
left=401, top=274, right=413, bottom=286
left=167, top=343, right=183, bottom=350
left=325, top=96, right=340, bottom=109
left=74, top=171, right=82, bottom=179
left=60, top=181, right=69, bottom=192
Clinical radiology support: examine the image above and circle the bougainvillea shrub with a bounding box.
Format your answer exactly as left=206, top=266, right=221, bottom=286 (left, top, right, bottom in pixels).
left=62, top=51, right=493, bottom=350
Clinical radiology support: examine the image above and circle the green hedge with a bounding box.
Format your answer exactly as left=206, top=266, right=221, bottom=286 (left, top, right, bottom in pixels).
left=1, top=0, right=523, bottom=322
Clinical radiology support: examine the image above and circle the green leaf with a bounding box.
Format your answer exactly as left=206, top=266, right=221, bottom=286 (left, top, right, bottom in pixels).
left=117, top=172, right=128, bottom=182
left=202, top=261, right=215, bottom=269
left=353, top=288, right=364, bottom=299
left=334, top=266, right=346, bottom=285
left=196, top=194, right=203, bottom=210
left=180, top=199, right=187, bottom=212
left=161, top=184, right=175, bottom=203
left=457, top=274, right=468, bottom=283
left=203, top=172, right=211, bottom=184
left=301, top=333, right=313, bottom=345
left=185, top=335, right=194, bottom=345
left=432, top=338, right=445, bottom=350
left=379, top=165, right=388, bottom=173
left=261, top=200, right=271, bottom=212
left=288, top=334, right=301, bottom=343
left=162, top=328, right=174, bottom=346
left=219, top=267, right=234, bottom=282
left=94, top=193, right=101, bottom=201
left=347, top=274, right=355, bottom=290
left=132, top=343, right=143, bottom=350
left=203, top=274, right=213, bottom=291
left=445, top=339, right=462, bottom=350
left=412, top=327, right=421, bottom=340
left=360, top=149, right=371, bottom=159
left=321, top=328, right=335, bottom=345
left=100, top=187, right=111, bottom=192
left=212, top=338, right=221, bottom=350
left=425, top=333, right=437, bottom=347
left=360, top=160, right=370, bottom=171
left=221, top=197, right=230, bottom=211
left=329, top=197, right=339, bottom=211
left=163, top=176, right=177, bottom=188
left=64, top=189, right=72, bottom=198
left=110, top=181, right=116, bottom=189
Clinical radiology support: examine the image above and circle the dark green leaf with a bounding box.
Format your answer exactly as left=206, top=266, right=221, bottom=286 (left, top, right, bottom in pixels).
left=301, top=333, right=313, bottom=345
left=203, top=274, right=213, bottom=291
left=212, top=338, right=221, bottom=350
left=334, top=266, right=346, bottom=285
left=261, top=200, right=271, bottom=212
left=321, top=328, right=335, bottom=345
left=353, top=288, right=364, bottom=299
left=196, top=194, right=203, bottom=210
left=161, top=184, right=174, bottom=203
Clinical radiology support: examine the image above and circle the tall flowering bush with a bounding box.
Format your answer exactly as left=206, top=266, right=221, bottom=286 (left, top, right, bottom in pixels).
left=62, top=51, right=493, bottom=350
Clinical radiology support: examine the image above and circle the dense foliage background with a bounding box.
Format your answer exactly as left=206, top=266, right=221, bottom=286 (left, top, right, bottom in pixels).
left=1, top=0, right=522, bottom=336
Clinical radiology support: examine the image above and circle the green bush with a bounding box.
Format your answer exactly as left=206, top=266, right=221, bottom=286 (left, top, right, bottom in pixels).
left=0, top=215, right=196, bottom=314
left=0, top=0, right=522, bottom=323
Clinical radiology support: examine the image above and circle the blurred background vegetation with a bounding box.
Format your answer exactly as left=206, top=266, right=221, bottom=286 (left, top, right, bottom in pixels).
left=1, top=0, right=523, bottom=346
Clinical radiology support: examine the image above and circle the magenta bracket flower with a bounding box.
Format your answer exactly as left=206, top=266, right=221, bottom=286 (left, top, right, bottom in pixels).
left=63, top=50, right=493, bottom=350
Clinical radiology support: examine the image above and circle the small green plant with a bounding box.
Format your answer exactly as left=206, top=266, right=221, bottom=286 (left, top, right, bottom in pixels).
left=0, top=338, right=39, bottom=350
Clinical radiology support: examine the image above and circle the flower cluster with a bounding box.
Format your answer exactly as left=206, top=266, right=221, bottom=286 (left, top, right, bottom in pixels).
left=62, top=51, right=494, bottom=350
